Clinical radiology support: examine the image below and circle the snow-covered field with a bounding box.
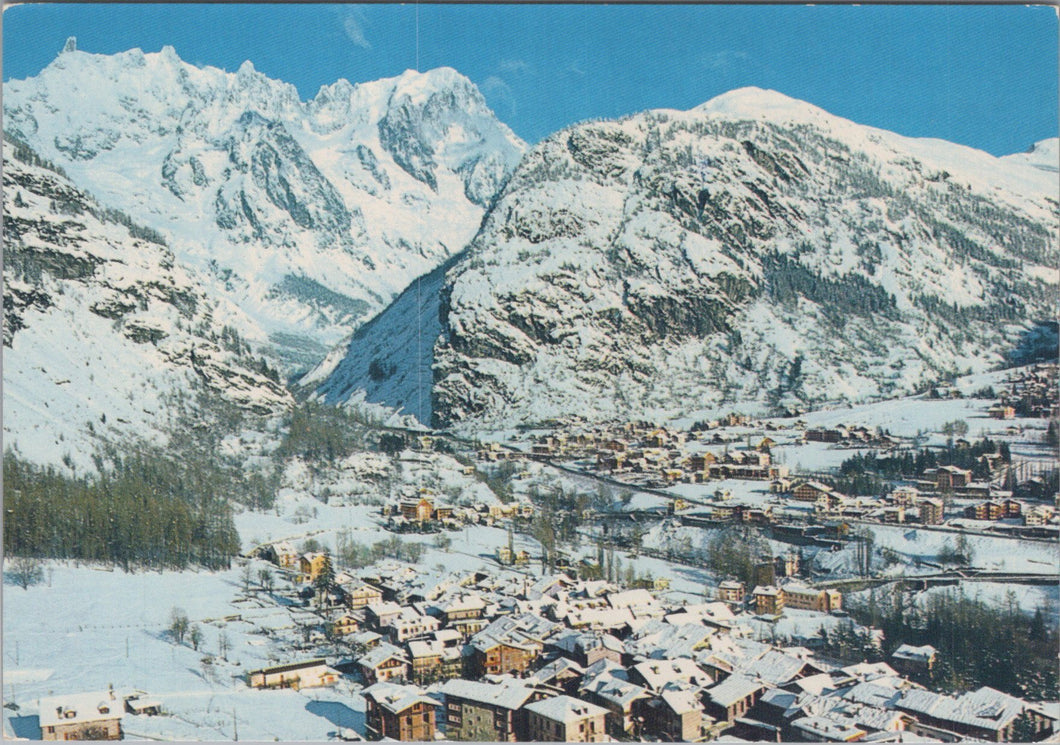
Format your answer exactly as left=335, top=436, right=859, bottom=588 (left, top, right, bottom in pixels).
left=2, top=563, right=366, bottom=741
left=866, top=524, right=1059, bottom=575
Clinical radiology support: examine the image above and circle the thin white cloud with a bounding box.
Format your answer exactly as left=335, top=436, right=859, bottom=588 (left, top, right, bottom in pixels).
left=705, top=50, right=748, bottom=71
left=499, top=59, right=530, bottom=74
left=482, top=75, right=516, bottom=118
left=343, top=12, right=372, bottom=51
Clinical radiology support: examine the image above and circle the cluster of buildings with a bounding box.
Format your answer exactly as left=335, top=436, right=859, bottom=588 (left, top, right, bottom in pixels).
left=993, top=364, right=1059, bottom=419
left=381, top=490, right=535, bottom=530
left=803, top=425, right=900, bottom=448
left=318, top=567, right=1057, bottom=742
left=593, top=440, right=792, bottom=487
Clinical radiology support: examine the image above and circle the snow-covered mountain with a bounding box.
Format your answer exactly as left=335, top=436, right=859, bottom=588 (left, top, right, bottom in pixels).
left=1001, top=138, right=1059, bottom=174
left=3, top=139, right=293, bottom=469
left=310, top=88, right=1059, bottom=430
left=3, top=40, right=525, bottom=371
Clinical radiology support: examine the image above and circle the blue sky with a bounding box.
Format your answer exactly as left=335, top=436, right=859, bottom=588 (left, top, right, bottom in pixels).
left=3, top=4, right=1057, bottom=156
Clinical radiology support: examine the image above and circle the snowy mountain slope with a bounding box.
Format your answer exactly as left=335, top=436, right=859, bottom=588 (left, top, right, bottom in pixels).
left=301, top=254, right=456, bottom=423
left=312, top=88, right=1059, bottom=430
left=3, top=140, right=293, bottom=470
left=3, top=41, right=525, bottom=371
left=1000, top=138, right=1059, bottom=174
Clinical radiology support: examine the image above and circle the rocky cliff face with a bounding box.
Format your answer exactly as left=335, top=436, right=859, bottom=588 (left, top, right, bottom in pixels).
left=4, top=43, right=525, bottom=371
left=3, top=139, right=293, bottom=469
left=311, top=88, right=1059, bottom=429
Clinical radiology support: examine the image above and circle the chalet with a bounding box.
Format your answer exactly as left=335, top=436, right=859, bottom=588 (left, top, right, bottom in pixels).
left=806, top=427, right=844, bottom=443
left=39, top=691, right=124, bottom=741
left=344, top=582, right=384, bottom=610
left=775, top=552, right=800, bottom=578
left=890, top=644, right=937, bottom=676
left=771, top=477, right=794, bottom=494
left=752, top=585, right=784, bottom=615
left=716, top=580, right=746, bottom=604
left=896, top=686, right=1047, bottom=742
left=247, top=659, right=337, bottom=690
left=528, top=657, right=587, bottom=694
left=358, top=643, right=410, bottom=685
left=1024, top=504, right=1056, bottom=526
left=918, top=498, right=944, bottom=525
left=963, top=499, right=1022, bottom=521
left=386, top=607, right=441, bottom=643
left=524, top=695, right=610, bottom=743
left=688, top=453, right=718, bottom=472
left=987, top=404, right=1016, bottom=420
left=269, top=540, right=299, bottom=569
left=365, top=601, right=403, bottom=630
left=123, top=695, right=162, bottom=717
left=550, top=630, right=624, bottom=668
left=399, top=496, right=435, bottom=523
left=936, top=466, right=971, bottom=492
left=705, top=673, right=768, bottom=723
left=496, top=546, right=531, bottom=567
left=999, top=498, right=1023, bottom=518
left=332, top=613, right=361, bottom=636
left=791, top=714, right=866, bottom=742
left=362, top=682, right=437, bottom=741
left=642, top=687, right=710, bottom=742
left=433, top=593, right=488, bottom=636
left=889, top=486, right=919, bottom=506
left=794, top=481, right=839, bottom=502
left=579, top=672, right=650, bottom=737
left=466, top=613, right=560, bottom=678
left=467, top=636, right=540, bottom=679
left=782, top=584, right=842, bottom=613
left=631, top=658, right=713, bottom=693
left=408, top=638, right=460, bottom=683
left=439, top=678, right=542, bottom=741
left=299, top=552, right=330, bottom=582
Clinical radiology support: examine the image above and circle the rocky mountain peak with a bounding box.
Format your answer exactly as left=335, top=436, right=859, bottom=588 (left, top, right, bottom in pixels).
left=311, top=91, right=1058, bottom=430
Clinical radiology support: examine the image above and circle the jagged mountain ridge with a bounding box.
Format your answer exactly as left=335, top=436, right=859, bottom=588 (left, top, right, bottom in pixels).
left=3, top=139, right=293, bottom=469
left=310, top=87, right=1059, bottom=429
left=3, top=42, right=525, bottom=371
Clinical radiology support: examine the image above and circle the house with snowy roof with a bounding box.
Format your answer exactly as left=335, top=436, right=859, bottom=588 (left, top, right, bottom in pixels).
left=365, top=601, right=403, bottom=630
left=439, top=677, right=544, bottom=741
left=528, top=657, right=586, bottom=694
left=357, top=643, right=410, bottom=685
left=523, top=695, right=609, bottom=743
left=466, top=612, right=561, bottom=678
left=641, top=683, right=712, bottom=742
left=579, top=671, right=650, bottom=737
left=631, top=657, right=713, bottom=692
left=895, top=685, right=1052, bottom=742
left=607, top=588, right=661, bottom=614
left=407, top=637, right=461, bottom=682
left=362, top=682, right=437, bottom=741
left=752, top=585, right=785, bottom=615
left=39, top=690, right=124, bottom=741
left=889, top=644, right=937, bottom=676
left=385, top=606, right=441, bottom=643
left=549, top=630, right=624, bottom=667
left=247, top=659, right=338, bottom=690
left=790, top=713, right=866, bottom=742
left=564, top=606, right=637, bottom=633
left=626, top=620, right=715, bottom=661
left=705, top=673, right=769, bottom=723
